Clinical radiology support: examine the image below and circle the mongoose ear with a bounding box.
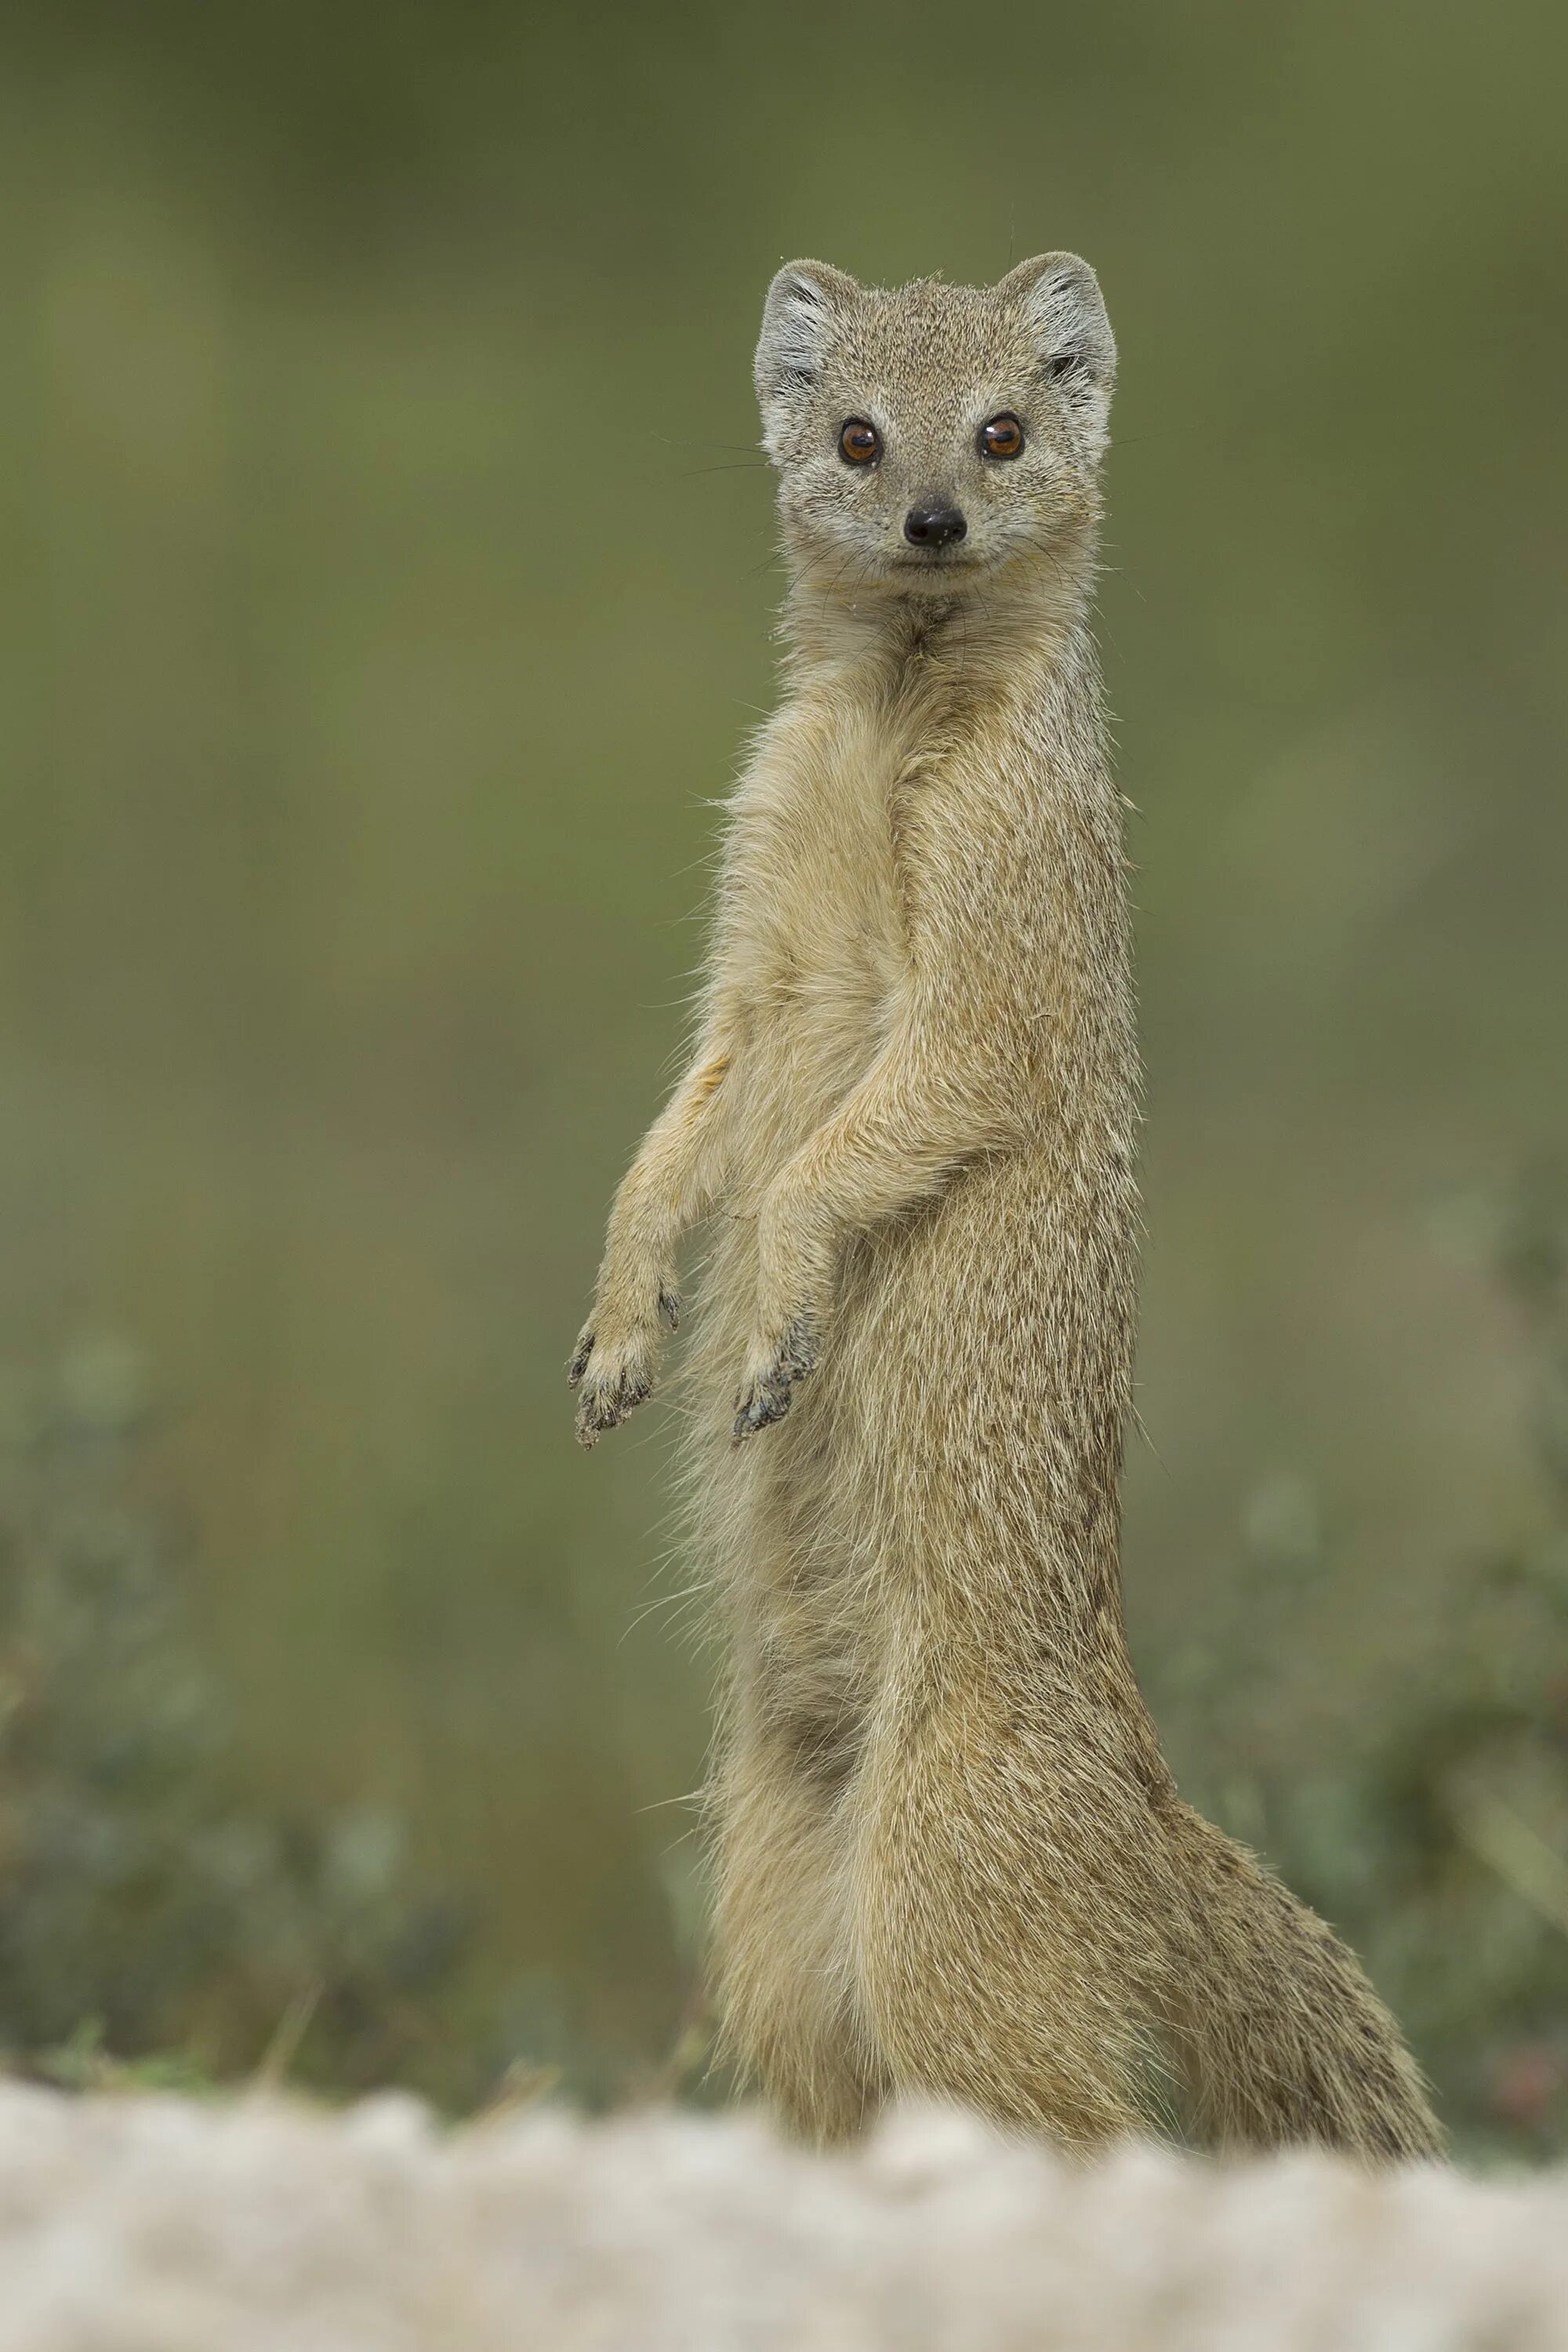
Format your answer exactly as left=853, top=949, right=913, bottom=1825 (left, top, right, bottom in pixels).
left=754, top=261, right=859, bottom=450
left=996, top=252, right=1116, bottom=456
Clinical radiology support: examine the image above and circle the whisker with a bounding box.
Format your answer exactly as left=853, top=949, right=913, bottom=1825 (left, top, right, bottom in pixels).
left=648, top=433, right=765, bottom=457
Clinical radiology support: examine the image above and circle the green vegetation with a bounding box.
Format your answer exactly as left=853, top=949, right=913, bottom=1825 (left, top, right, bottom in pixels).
left=0, top=1339, right=474, bottom=2103
left=1154, top=1180, right=1568, bottom=2158
left=0, top=2, right=1563, bottom=2151
left=2, top=1188, right=1564, bottom=2148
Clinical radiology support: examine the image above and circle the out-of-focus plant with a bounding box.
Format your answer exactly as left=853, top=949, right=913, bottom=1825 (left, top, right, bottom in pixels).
left=1156, top=1178, right=1568, bottom=2161
left=0, top=1340, right=470, bottom=2098
left=5, top=1199, right=1566, bottom=2149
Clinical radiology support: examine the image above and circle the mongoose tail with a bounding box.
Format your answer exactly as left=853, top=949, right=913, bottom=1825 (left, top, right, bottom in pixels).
left=1157, top=1802, right=1445, bottom=2158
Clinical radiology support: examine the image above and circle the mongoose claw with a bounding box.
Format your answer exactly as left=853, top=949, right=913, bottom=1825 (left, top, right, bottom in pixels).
left=731, top=1374, right=793, bottom=1441
left=731, top=1320, right=817, bottom=1443
left=569, top=1322, right=659, bottom=1448
left=574, top=1356, right=654, bottom=1447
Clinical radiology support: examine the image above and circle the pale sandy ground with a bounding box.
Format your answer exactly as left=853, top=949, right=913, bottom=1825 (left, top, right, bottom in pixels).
left=2, top=2085, right=1566, bottom=2350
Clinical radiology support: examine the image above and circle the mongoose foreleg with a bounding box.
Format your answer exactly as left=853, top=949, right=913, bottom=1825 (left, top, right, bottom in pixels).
left=572, top=1044, right=731, bottom=1443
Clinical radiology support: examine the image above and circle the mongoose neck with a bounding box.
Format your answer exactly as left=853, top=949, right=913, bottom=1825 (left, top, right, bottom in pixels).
left=776, top=518, right=1100, bottom=691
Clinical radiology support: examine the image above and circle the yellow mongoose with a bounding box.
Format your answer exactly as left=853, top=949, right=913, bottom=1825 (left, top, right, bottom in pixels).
left=570, top=256, right=1443, bottom=2159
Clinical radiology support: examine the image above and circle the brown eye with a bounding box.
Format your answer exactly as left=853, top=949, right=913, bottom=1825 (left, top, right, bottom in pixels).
left=978, top=412, right=1025, bottom=460
left=839, top=418, right=881, bottom=465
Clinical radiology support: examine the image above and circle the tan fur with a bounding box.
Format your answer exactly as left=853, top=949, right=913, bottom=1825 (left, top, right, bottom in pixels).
left=571, top=257, right=1443, bottom=2161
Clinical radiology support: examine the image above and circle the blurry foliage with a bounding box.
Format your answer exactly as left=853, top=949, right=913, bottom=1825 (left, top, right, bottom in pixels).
left=0, top=1339, right=474, bottom=2100
left=2, top=1189, right=1564, bottom=2157
left=1156, top=1179, right=1568, bottom=2161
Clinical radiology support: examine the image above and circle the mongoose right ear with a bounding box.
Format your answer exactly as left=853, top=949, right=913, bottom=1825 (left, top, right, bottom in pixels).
left=754, top=261, right=859, bottom=451
left=996, top=252, right=1116, bottom=459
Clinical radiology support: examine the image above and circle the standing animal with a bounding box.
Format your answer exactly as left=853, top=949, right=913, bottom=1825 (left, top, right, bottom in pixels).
left=569, top=253, right=1443, bottom=2160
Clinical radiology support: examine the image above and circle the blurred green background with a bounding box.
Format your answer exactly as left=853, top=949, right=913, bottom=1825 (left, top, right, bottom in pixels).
left=1, top=0, right=1566, bottom=2151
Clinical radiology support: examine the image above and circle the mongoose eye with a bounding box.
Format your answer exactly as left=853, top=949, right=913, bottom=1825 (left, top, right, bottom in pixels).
left=838, top=418, right=881, bottom=465
left=978, top=412, right=1025, bottom=461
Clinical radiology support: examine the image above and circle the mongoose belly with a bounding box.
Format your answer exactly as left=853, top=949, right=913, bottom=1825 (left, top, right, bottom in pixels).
left=687, top=1131, right=1138, bottom=1747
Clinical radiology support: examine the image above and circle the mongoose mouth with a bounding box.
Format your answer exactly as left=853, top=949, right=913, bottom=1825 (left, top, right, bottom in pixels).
left=890, top=541, right=985, bottom=567
left=887, top=550, right=986, bottom=581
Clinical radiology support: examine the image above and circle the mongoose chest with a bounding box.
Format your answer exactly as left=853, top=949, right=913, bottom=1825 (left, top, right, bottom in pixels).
left=721, top=686, right=915, bottom=1143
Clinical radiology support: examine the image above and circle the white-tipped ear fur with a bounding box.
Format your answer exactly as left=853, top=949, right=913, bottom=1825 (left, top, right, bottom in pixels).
left=754, top=260, right=858, bottom=450
left=996, top=252, right=1116, bottom=456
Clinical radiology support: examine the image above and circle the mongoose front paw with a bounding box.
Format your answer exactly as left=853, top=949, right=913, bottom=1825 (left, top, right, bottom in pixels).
left=568, top=1288, right=680, bottom=1449
left=732, top=1319, right=817, bottom=1442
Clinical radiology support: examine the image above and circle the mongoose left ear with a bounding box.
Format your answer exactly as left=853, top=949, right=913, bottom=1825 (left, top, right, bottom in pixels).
left=996, top=252, right=1116, bottom=458
left=754, top=260, right=859, bottom=454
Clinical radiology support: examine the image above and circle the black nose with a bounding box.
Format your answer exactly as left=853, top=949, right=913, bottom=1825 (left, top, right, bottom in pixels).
left=903, top=504, right=967, bottom=548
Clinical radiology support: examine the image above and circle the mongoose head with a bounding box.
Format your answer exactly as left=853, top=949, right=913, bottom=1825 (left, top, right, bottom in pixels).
left=754, top=256, right=1115, bottom=601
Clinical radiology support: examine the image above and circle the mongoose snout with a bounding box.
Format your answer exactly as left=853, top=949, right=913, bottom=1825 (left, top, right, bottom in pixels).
left=903, top=503, right=967, bottom=546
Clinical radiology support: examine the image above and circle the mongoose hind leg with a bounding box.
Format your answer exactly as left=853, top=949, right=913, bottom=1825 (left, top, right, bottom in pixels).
left=852, top=1702, right=1167, bottom=2156
left=710, top=1713, right=887, bottom=2146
